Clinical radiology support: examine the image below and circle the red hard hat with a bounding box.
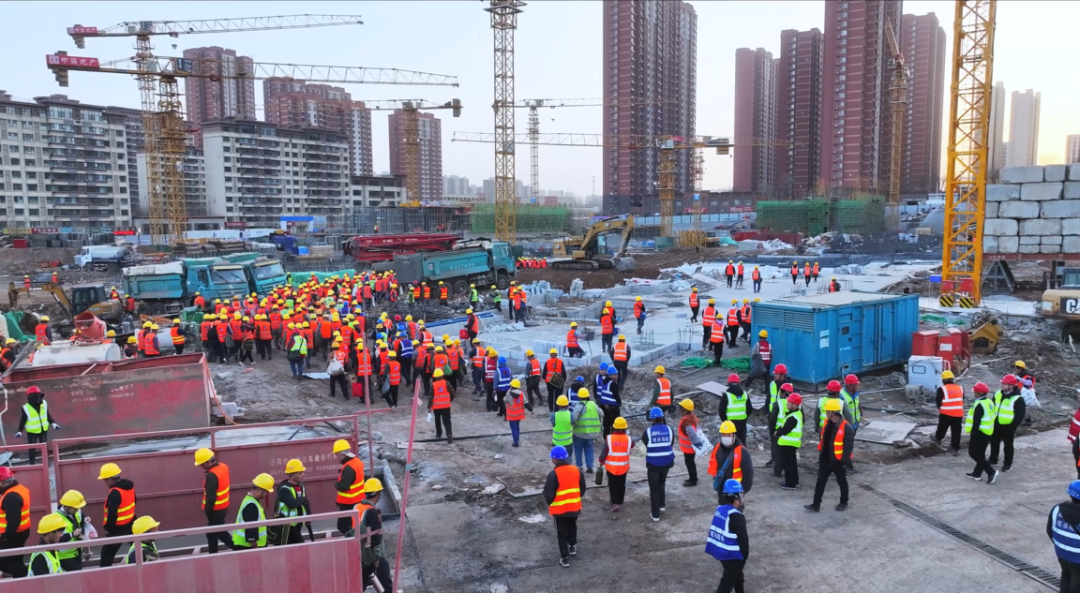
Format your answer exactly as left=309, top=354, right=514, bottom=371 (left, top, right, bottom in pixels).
left=1001, top=375, right=1018, bottom=386
left=727, top=373, right=741, bottom=384
left=0, top=467, right=13, bottom=480
left=827, top=380, right=842, bottom=392
left=973, top=381, right=990, bottom=393
left=774, top=364, right=788, bottom=374
left=781, top=382, right=794, bottom=392
left=844, top=374, right=859, bottom=385
left=394, top=315, right=401, bottom=321
left=786, top=393, right=802, bottom=406
left=25, top=386, right=41, bottom=395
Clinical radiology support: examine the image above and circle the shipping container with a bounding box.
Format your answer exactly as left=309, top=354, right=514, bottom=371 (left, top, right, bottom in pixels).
left=751, top=292, right=918, bottom=386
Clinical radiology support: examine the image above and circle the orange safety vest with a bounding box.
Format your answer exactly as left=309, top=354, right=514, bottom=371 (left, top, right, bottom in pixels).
left=689, top=293, right=699, bottom=308
left=656, top=377, right=672, bottom=406
left=473, top=346, right=486, bottom=367
left=727, top=308, right=739, bottom=327
left=412, top=285, right=421, bottom=298
left=200, top=321, right=212, bottom=341
left=708, top=444, right=743, bottom=483
left=143, top=330, right=160, bottom=355
left=215, top=322, right=228, bottom=342
left=725, top=264, right=735, bottom=276
left=805, top=264, right=811, bottom=277
left=566, top=330, right=579, bottom=348
left=544, top=358, right=565, bottom=382
left=440, top=286, right=448, bottom=299
left=106, top=486, right=136, bottom=526
left=34, top=324, right=49, bottom=345
left=758, top=340, right=771, bottom=363
left=813, top=264, right=820, bottom=276
left=468, top=315, right=480, bottom=334
left=432, top=379, right=451, bottom=409
left=752, top=269, right=761, bottom=281
left=336, top=457, right=366, bottom=505
left=678, top=414, right=698, bottom=454
left=0, top=484, right=30, bottom=533
left=817, top=421, right=849, bottom=460
left=740, top=305, right=751, bottom=324
left=527, top=358, right=541, bottom=377
left=447, top=346, right=460, bottom=371
left=548, top=465, right=582, bottom=515
left=601, top=315, right=613, bottom=335
left=202, top=463, right=230, bottom=511
left=634, top=301, right=644, bottom=319
left=433, top=353, right=449, bottom=372
left=613, top=342, right=629, bottom=362
left=711, top=319, right=724, bottom=343
left=605, top=433, right=631, bottom=476
left=171, top=326, right=185, bottom=345
left=737, top=264, right=744, bottom=276
left=269, top=313, right=283, bottom=330
left=386, top=360, right=400, bottom=384
left=940, top=383, right=965, bottom=417
left=506, top=392, right=525, bottom=421
left=257, top=320, right=272, bottom=340
left=357, top=351, right=373, bottom=377
left=423, top=286, right=431, bottom=299
left=702, top=306, right=716, bottom=326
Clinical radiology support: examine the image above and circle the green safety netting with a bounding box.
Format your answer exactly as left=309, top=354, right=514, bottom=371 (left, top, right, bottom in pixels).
left=919, top=314, right=967, bottom=326
left=680, top=355, right=751, bottom=372
left=2, top=311, right=31, bottom=342
left=285, top=269, right=357, bottom=285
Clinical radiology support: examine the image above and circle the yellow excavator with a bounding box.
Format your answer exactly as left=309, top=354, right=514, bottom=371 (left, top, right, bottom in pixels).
left=1040, top=266, right=1080, bottom=341
left=8, top=282, right=122, bottom=323
left=551, top=214, right=635, bottom=270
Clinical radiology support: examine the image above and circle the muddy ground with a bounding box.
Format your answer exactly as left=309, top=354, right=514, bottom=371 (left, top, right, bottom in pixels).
left=515, top=246, right=738, bottom=291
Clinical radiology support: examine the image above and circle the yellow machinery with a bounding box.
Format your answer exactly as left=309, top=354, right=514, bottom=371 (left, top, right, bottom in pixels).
left=1039, top=266, right=1080, bottom=341
left=967, top=311, right=1004, bottom=354
left=552, top=215, right=634, bottom=270
left=8, top=282, right=122, bottom=323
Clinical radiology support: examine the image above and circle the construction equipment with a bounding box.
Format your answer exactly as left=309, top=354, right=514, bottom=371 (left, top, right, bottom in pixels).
left=941, top=1, right=997, bottom=306
left=375, top=240, right=516, bottom=293
left=1039, top=266, right=1080, bottom=341
left=122, top=259, right=249, bottom=315
left=8, top=282, right=121, bottom=323
left=551, top=215, right=634, bottom=270
left=968, top=311, right=1004, bottom=354
left=883, top=16, right=908, bottom=234
left=486, top=0, right=526, bottom=245
left=341, top=233, right=461, bottom=266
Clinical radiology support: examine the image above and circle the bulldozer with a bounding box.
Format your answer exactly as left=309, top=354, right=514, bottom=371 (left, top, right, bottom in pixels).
left=1040, top=266, right=1080, bottom=341
left=551, top=214, right=635, bottom=271
left=8, top=282, right=122, bottom=324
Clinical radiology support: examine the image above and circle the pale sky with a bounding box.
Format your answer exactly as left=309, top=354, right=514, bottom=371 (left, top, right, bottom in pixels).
left=1, top=1, right=1074, bottom=196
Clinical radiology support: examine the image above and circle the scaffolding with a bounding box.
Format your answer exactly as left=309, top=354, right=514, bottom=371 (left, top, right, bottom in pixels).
left=468, top=204, right=570, bottom=236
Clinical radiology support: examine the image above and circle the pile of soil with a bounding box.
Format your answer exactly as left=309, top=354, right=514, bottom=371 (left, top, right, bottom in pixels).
left=515, top=247, right=735, bottom=291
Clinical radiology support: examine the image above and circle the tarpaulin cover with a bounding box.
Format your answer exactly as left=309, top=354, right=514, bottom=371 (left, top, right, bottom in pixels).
left=287, top=269, right=356, bottom=284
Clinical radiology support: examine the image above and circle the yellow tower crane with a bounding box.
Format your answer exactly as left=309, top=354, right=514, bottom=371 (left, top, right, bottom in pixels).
left=486, top=0, right=525, bottom=245
left=883, top=16, right=908, bottom=237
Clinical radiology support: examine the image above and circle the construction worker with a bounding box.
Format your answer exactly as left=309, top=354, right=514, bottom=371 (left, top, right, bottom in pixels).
left=328, top=339, right=350, bottom=400
left=689, top=287, right=700, bottom=322
left=709, top=421, right=753, bottom=502
left=143, top=323, right=161, bottom=358
left=136, top=320, right=150, bottom=358
left=170, top=318, right=187, bottom=355
left=490, top=284, right=502, bottom=313
left=611, top=334, right=630, bottom=387
left=702, top=298, right=717, bottom=348
left=123, top=336, right=138, bottom=359
left=22, top=275, right=30, bottom=292
left=383, top=351, right=401, bottom=409
left=743, top=329, right=773, bottom=390
left=422, top=281, right=431, bottom=302
left=710, top=306, right=725, bottom=364
left=16, top=385, right=58, bottom=465
left=765, top=371, right=792, bottom=471
left=483, top=348, right=498, bottom=411
left=791, top=261, right=799, bottom=286
left=56, top=490, right=89, bottom=572
left=356, top=478, right=393, bottom=591
left=830, top=277, right=841, bottom=293
left=552, top=395, right=574, bottom=450
left=633, top=296, right=647, bottom=334
left=34, top=315, right=52, bottom=346
left=195, top=448, right=233, bottom=553
left=840, top=374, right=863, bottom=433
left=571, top=388, right=602, bottom=474
left=470, top=338, right=485, bottom=395
left=804, top=262, right=812, bottom=286
left=964, top=381, right=999, bottom=483
left=1050, top=481, right=1080, bottom=590
left=565, top=322, right=584, bottom=358
left=598, top=366, right=622, bottom=437
left=641, top=407, right=674, bottom=521
left=600, top=307, right=615, bottom=355
left=232, top=473, right=274, bottom=549
left=465, top=308, right=480, bottom=341
left=98, top=462, right=136, bottom=567
left=776, top=393, right=804, bottom=490
left=725, top=299, right=741, bottom=348
left=816, top=380, right=854, bottom=431
left=496, top=356, right=512, bottom=417
left=0, top=467, right=31, bottom=578
left=544, top=445, right=584, bottom=568
left=650, top=365, right=674, bottom=416
left=438, top=281, right=449, bottom=305
left=1014, top=359, right=1036, bottom=387
left=990, top=374, right=1025, bottom=472
left=255, top=313, right=273, bottom=360
left=725, top=260, right=735, bottom=288
left=525, top=349, right=544, bottom=409
left=275, top=459, right=311, bottom=546
left=677, top=399, right=703, bottom=487
left=544, top=349, right=566, bottom=413
left=707, top=479, right=749, bottom=593
left=28, top=514, right=66, bottom=576
left=193, top=291, right=206, bottom=311
left=736, top=261, right=745, bottom=288
left=0, top=338, right=16, bottom=373
left=430, top=368, right=455, bottom=443
left=506, top=379, right=531, bottom=447
left=812, top=261, right=821, bottom=282
left=738, top=298, right=752, bottom=343
left=806, top=399, right=853, bottom=512
left=598, top=416, right=632, bottom=512
left=718, top=374, right=751, bottom=444
left=933, top=370, right=965, bottom=454
left=334, top=439, right=366, bottom=535
left=396, top=331, right=415, bottom=388
left=125, top=516, right=160, bottom=564
left=287, top=326, right=308, bottom=379
left=469, top=283, right=479, bottom=308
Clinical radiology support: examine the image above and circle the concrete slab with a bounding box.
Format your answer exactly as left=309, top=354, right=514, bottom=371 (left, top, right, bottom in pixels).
left=983, top=236, right=999, bottom=254
left=1045, top=164, right=1068, bottom=182
left=998, top=237, right=1019, bottom=253
left=1065, top=237, right=1080, bottom=254
left=1021, top=182, right=1064, bottom=201
left=854, top=419, right=916, bottom=444
left=1063, top=219, right=1080, bottom=235
left=1041, top=200, right=1080, bottom=218
left=1019, top=218, right=1061, bottom=236
left=987, top=184, right=1021, bottom=201
left=1065, top=182, right=1080, bottom=200
left=1001, top=165, right=1044, bottom=183
left=998, top=200, right=1040, bottom=219
left=1071, top=163, right=1080, bottom=182
left=983, top=218, right=1018, bottom=236
left=985, top=202, right=999, bottom=218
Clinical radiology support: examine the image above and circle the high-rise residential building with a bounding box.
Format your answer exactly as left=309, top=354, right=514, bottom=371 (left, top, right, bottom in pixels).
left=202, top=120, right=348, bottom=228
left=900, top=13, right=946, bottom=195
left=182, top=47, right=256, bottom=142
left=820, top=0, right=902, bottom=191
left=388, top=111, right=442, bottom=200
left=0, top=92, right=136, bottom=231
left=444, top=175, right=470, bottom=195
left=105, top=106, right=146, bottom=215
left=1007, top=89, right=1041, bottom=167
left=776, top=28, right=824, bottom=198
left=602, top=0, right=697, bottom=215
left=988, top=81, right=1007, bottom=179
left=1067, top=135, right=1080, bottom=164
left=733, top=48, right=777, bottom=194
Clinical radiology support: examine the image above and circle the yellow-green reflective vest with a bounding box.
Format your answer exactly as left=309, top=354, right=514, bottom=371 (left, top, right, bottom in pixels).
left=994, top=390, right=1020, bottom=425
left=964, top=398, right=997, bottom=436
left=552, top=410, right=573, bottom=446
left=777, top=409, right=803, bottom=447
left=725, top=391, right=748, bottom=420
left=232, top=495, right=268, bottom=548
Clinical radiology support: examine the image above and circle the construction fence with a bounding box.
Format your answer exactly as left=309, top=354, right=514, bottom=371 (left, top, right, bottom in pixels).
left=756, top=197, right=886, bottom=236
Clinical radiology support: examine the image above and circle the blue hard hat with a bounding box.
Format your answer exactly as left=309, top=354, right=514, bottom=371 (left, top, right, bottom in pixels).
left=1069, top=481, right=1080, bottom=500
left=599, top=362, right=609, bottom=371
left=550, top=445, right=569, bottom=460
left=722, top=479, right=744, bottom=495
left=607, top=367, right=619, bottom=374
left=575, top=375, right=585, bottom=383
left=648, top=406, right=663, bottom=419
left=498, top=356, right=506, bottom=365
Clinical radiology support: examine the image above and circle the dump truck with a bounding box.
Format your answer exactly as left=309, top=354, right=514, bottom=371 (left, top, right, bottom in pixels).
left=122, top=258, right=249, bottom=315
left=375, top=239, right=515, bottom=295
left=1040, top=266, right=1080, bottom=340
left=552, top=214, right=635, bottom=270
left=220, top=252, right=288, bottom=296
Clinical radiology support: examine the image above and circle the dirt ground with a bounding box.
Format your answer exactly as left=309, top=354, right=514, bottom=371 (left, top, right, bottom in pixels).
left=515, top=246, right=738, bottom=291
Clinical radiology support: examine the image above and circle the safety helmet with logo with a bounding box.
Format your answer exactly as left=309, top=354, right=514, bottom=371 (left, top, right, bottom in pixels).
left=648, top=407, right=663, bottom=419
left=194, top=448, right=215, bottom=466
left=252, top=473, right=275, bottom=492
left=285, top=459, right=306, bottom=474
left=719, top=421, right=736, bottom=434
left=1069, top=480, right=1080, bottom=501
left=679, top=399, right=695, bottom=411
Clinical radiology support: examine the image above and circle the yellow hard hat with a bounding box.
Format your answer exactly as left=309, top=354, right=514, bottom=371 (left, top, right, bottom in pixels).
left=941, top=370, right=954, bottom=380
left=618, top=334, right=625, bottom=341
left=466, top=309, right=473, bottom=314
left=731, top=299, right=738, bottom=305
left=692, top=287, right=698, bottom=292
left=252, top=473, right=275, bottom=492
left=708, top=298, right=715, bottom=304
left=107, top=330, right=116, bottom=337
left=434, top=368, right=444, bottom=378
left=719, top=421, right=736, bottom=434
left=333, top=439, right=351, bottom=454
left=570, top=322, right=578, bottom=328
left=97, top=463, right=122, bottom=480
left=1014, top=360, right=1026, bottom=369
left=127, top=336, right=137, bottom=344
left=577, top=387, right=591, bottom=399
left=143, top=321, right=153, bottom=328
left=758, top=330, right=768, bottom=338
left=234, top=312, right=241, bottom=319
left=194, top=448, right=215, bottom=465
left=680, top=399, right=695, bottom=411
left=491, top=285, right=497, bottom=289
left=38, top=513, right=66, bottom=534
left=825, top=399, right=843, bottom=412
left=4, top=338, right=14, bottom=345
left=510, top=379, right=521, bottom=389
left=754, top=298, right=760, bottom=302
left=549, top=348, right=558, bottom=355
left=173, top=318, right=181, bottom=325
left=654, top=365, right=665, bottom=374
left=364, top=478, right=383, bottom=494
left=285, top=459, right=306, bottom=474
left=150, top=324, right=159, bottom=330
left=205, top=314, right=216, bottom=320
left=132, top=515, right=160, bottom=535
left=525, top=349, right=534, bottom=356
left=613, top=417, right=628, bottom=430
left=556, top=395, right=570, bottom=407
left=636, top=296, right=642, bottom=301
left=405, top=315, right=413, bottom=321
left=743, top=299, right=749, bottom=304
left=59, top=490, right=86, bottom=509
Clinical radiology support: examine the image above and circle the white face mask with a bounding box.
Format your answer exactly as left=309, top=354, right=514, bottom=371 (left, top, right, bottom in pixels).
left=721, top=435, right=735, bottom=447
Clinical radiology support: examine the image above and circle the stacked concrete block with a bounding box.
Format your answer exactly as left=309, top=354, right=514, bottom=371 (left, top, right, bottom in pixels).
left=983, top=165, right=1080, bottom=254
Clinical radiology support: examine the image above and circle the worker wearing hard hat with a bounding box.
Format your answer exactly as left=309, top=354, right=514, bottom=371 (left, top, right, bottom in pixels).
left=0, top=466, right=30, bottom=578
left=724, top=260, right=736, bottom=288
left=650, top=365, right=675, bottom=416
left=989, top=374, right=1026, bottom=472
left=34, top=315, right=52, bottom=346
left=611, top=335, right=631, bottom=388
left=357, top=478, right=393, bottom=591
left=430, top=368, right=456, bottom=443
left=28, top=514, right=67, bottom=576
left=16, top=385, right=59, bottom=465
left=709, top=420, right=753, bottom=503
left=689, top=287, right=700, bottom=323
left=641, top=407, right=675, bottom=522
left=334, top=439, right=366, bottom=536
left=565, top=322, right=583, bottom=358
left=933, top=370, right=965, bottom=454
left=195, top=448, right=235, bottom=553
left=718, top=374, right=751, bottom=445
left=97, top=462, right=136, bottom=567
left=743, top=328, right=773, bottom=391
left=752, top=265, right=762, bottom=293
left=676, top=398, right=703, bottom=487
left=633, top=296, right=647, bottom=334
left=56, top=489, right=92, bottom=571
left=276, top=459, right=312, bottom=546
left=126, top=516, right=161, bottom=564
left=706, top=479, right=749, bottom=593
left=232, top=473, right=275, bottom=549
left=806, top=398, right=853, bottom=512
left=597, top=416, right=632, bottom=513
left=776, top=393, right=804, bottom=490
left=0, top=337, right=16, bottom=373
left=545, top=444, right=585, bottom=568
left=506, top=379, right=532, bottom=447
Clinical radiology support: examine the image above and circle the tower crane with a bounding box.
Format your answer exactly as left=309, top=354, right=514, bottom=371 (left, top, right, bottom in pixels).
left=453, top=132, right=790, bottom=238
left=942, top=0, right=996, bottom=306
left=59, top=15, right=367, bottom=244
left=883, top=17, right=908, bottom=235
left=486, top=0, right=525, bottom=245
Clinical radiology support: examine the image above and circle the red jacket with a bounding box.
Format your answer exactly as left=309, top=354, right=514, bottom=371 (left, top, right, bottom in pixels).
left=1069, top=408, right=1080, bottom=442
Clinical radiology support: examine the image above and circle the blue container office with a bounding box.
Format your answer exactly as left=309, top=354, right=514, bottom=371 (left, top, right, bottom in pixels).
left=751, top=292, right=919, bottom=386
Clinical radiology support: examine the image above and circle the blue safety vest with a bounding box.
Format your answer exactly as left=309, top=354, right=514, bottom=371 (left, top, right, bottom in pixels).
left=705, top=505, right=744, bottom=561
left=599, top=379, right=617, bottom=406
left=497, top=366, right=512, bottom=391
left=399, top=338, right=414, bottom=359
left=645, top=424, right=675, bottom=467
left=1051, top=505, right=1080, bottom=564
left=595, top=374, right=606, bottom=397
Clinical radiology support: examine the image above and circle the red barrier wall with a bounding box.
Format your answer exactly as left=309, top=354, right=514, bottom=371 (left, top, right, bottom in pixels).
left=1, top=353, right=211, bottom=439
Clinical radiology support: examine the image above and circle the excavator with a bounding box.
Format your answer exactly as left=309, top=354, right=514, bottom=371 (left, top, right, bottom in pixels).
left=1040, top=266, right=1080, bottom=341
left=8, top=281, right=122, bottom=324
left=551, top=214, right=635, bottom=271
